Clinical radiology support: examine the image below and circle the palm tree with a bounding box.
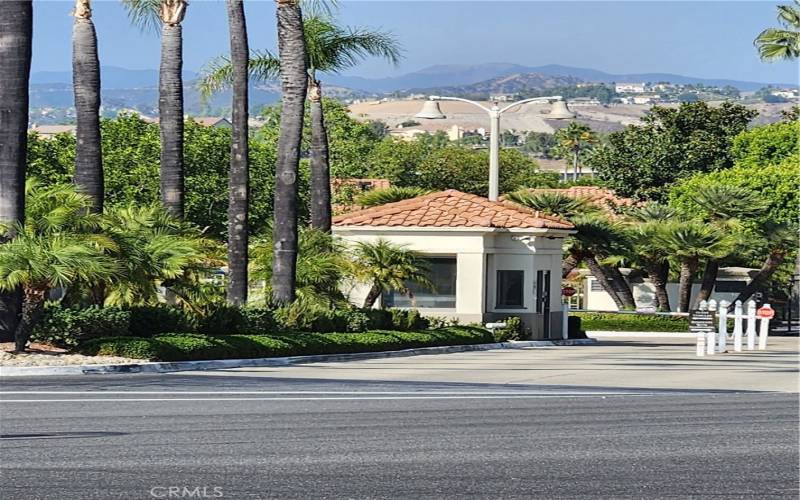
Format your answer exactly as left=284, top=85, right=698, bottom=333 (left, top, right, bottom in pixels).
left=655, top=221, right=737, bottom=312
left=0, top=181, right=118, bottom=351
left=552, top=122, right=598, bottom=181
left=755, top=1, right=800, bottom=61
left=504, top=190, right=597, bottom=220
left=0, top=1, right=33, bottom=341
left=198, top=16, right=400, bottom=233
left=225, top=0, right=249, bottom=306
left=122, top=0, right=188, bottom=218
left=271, top=0, right=308, bottom=304
left=690, top=185, right=763, bottom=306
left=251, top=227, right=347, bottom=308
left=72, top=0, right=103, bottom=213
left=350, top=239, right=432, bottom=309
left=354, top=187, right=431, bottom=207
left=626, top=203, right=678, bottom=311
left=732, top=222, right=798, bottom=305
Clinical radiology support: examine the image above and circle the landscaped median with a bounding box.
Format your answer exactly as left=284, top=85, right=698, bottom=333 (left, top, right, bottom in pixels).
left=573, top=312, right=689, bottom=332
left=77, top=326, right=495, bottom=362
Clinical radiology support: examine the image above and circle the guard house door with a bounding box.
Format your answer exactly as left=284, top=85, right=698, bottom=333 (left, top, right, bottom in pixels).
left=536, top=270, right=551, bottom=338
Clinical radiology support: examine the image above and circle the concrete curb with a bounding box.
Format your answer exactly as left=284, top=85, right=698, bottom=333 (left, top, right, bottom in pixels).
left=588, top=331, right=697, bottom=339
left=0, top=338, right=597, bottom=378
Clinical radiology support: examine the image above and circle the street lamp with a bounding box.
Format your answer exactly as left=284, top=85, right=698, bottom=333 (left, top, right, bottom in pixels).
left=416, top=95, right=575, bottom=200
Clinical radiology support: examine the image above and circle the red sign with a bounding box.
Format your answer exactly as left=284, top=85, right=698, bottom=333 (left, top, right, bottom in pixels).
left=562, top=286, right=577, bottom=297
left=757, top=306, right=775, bottom=319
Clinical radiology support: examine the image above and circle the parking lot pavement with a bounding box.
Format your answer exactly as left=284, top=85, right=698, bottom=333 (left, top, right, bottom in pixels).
left=177, top=336, right=800, bottom=393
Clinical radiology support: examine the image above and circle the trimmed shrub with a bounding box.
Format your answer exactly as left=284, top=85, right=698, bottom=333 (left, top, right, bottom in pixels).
left=127, top=305, right=196, bottom=337
left=240, top=306, right=279, bottom=334
left=197, top=304, right=249, bottom=335
left=32, top=304, right=131, bottom=347
left=574, top=312, right=688, bottom=332
left=77, top=326, right=494, bottom=362
left=494, top=316, right=525, bottom=341
left=390, top=309, right=429, bottom=331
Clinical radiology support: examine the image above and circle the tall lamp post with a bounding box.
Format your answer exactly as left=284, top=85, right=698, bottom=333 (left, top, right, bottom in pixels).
left=416, top=95, right=575, bottom=200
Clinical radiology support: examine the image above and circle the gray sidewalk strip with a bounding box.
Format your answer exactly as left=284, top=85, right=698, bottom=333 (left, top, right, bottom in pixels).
left=0, top=338, right=597, bottom=378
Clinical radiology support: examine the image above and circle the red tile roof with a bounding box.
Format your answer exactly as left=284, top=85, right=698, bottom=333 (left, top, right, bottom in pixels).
left=332, top=190, right=574, bottom=230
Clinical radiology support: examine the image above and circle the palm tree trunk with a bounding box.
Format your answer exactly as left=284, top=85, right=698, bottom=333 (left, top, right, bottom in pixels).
left=225, top=0, right=249, bottom=306
left=363, top=284, right=382, bottom=309
left=0, top=1, right=32, bottom=342
left=309, top=79, right=332, bottom=233
left=14, top=288, right=47, bottom=353
left=271, top=0, right=308, bottom=304
left=732, top=251, right=786, bottom=305
left=677, top=257, right=698, bottom=313
left=604, top=265, right=636, bottom=310
left=584, top=256, right=626, bottom=310
left=159, top=16, right=185, bottom=218
left=693, top=259, right=719, bottom=308
left=562, top=252, right=581, bottom=279
left=572, top=150, right=578, bottom=181
left=72, top=0, right=103, bottom=213
left=646, top=261, right=671, bottom=312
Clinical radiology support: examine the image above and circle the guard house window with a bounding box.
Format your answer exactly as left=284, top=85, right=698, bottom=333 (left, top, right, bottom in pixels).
left=383, top=257, right=456, bottom=309
left=496, top=270, right=525, bottom=309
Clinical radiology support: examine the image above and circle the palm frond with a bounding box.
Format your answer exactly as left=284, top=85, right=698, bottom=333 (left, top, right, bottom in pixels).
left=196, top=50, right=280, bottom=100
left=120, top=0, right=162, bottom=33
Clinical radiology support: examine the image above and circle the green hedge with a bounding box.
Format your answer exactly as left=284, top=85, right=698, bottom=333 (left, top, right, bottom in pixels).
left=574, top=312, right=688, bottom=332
left=77, top=326, right=494, bottom=362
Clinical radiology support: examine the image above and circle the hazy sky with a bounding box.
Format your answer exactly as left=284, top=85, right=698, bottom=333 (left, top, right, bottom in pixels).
left=32, top=1, right=799, bottom=83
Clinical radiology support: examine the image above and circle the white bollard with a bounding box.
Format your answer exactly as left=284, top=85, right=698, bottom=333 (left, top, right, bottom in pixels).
left=696, top=331, right=706, bottom=357
left=746, top=300, right=757, bottom=350
left=758, top=303, right=772, bottom=350
left=706, top=300, right=717, bottom=355
left=733, top=300, right=743, bottom=352
left=717, top=300, right=729, bottom=353
left=562, top=303, right=569, bottom=340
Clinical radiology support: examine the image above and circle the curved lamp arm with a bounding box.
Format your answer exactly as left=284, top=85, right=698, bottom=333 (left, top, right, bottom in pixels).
left=499, top=95, right=563, bottom=115
left=429, top=95, right=492, bottom=114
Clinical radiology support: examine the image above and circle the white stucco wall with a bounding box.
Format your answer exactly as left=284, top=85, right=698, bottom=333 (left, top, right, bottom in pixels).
left=584, top=277, right=744, bottom=312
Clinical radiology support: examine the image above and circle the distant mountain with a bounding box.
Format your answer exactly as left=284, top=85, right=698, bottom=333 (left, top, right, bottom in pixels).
left=414, top=72, right=584, bottom=97
left=325, top=63, right=795, bottom=93
left=31, top=66, right=198, bottom=88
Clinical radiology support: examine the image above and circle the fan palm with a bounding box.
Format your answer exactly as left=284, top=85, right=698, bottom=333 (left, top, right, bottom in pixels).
left=552, top=122, right=598, bottom=181
left=354, top=187, right=431, bottom=207
left=625, top=202, right=678, bottom=311
left=689, top=184, right=763, bottom=306
left=655, top=221, right=737, bottom=312
left=72, top=0, right=103, bottom=213
left=122, top=0, right=188, bottom=218
left=0, top=181, right=117, bottom=351
left=755, top=1, right=800, bottom=61
left=0, top=1, right=32, bottom=341
left=198, top=15, right=401, bottom=233
left=733, top=222, right=798, bottom=305
left=504, top=190, right=597, bottom=220
left=350, top=239, right=433, bottom=309
left=251, top=227, right=347, bottom=308
left=225, top=0, right=250, bottom=306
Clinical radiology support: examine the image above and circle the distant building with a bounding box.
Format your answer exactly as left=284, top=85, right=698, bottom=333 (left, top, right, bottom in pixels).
left=615, top=82, right=647, bottom=93
left=567, top=97, right=602, bottom=107
left=632, top=94, right=661, bottom=105
left=28, top=124, right=76, bottom=138
left=771, top=89, right=799, bottom=99
left=490, top=94, right=515, bottom=102
left=189, top=117, right=232, bottom=128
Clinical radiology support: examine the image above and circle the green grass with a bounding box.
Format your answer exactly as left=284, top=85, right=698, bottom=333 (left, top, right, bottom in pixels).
left=77, top=326, right=495, bottom=362
left=574, top=312, right=689, bottom=332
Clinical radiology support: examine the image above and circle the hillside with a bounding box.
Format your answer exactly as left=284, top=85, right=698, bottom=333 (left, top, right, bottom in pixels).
left=413, top=73, right=584, bottom=98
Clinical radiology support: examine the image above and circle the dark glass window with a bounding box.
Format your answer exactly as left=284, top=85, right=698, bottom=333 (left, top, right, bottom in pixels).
left=384, top=257, right=456, bottom=309
left=496, top=270, right=525, bottom=309
left=715, top=281, right=746, bottom=293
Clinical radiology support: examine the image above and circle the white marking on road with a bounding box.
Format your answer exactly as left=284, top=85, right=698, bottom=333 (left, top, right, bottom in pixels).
left=0, top=394, right=666, bottom=403
left=0, top=390, right=664, bottom=395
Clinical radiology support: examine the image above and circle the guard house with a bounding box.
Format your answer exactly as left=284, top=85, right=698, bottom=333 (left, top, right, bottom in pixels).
left=332, top=190, right=575, bottom=339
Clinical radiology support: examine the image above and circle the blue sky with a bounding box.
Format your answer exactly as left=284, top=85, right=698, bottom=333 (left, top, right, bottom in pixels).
left=32, top=1, right=799, bottom=83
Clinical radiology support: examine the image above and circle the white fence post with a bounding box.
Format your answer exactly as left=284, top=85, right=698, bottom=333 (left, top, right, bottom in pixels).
left=706, top=299, right=717, bottom=355
left=733, top=300, right=743, bottom=352
left=695, top=300, right=708, bottom=357
left=718, top=300, right=729, bottom=353
left=562, top=302, right=569, bottom=340
left=746, top=300, right=757, bottom=350
left=758, top=303, right=772, bottom=350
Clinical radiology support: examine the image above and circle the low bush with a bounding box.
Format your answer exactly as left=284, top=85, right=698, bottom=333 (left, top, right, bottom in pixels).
left=127, top=305, right=197, bottom=337
left=78, top=326, right=493, bottom=362
left=32, top=304, right=131, bottom=347
left=574, top=312, right=688, bottom=332
left=493, top=316, right=526, bottom=341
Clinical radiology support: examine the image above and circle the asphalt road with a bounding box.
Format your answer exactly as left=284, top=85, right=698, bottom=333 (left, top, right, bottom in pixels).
left=1, top=375, right=798, bottom=500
